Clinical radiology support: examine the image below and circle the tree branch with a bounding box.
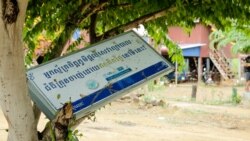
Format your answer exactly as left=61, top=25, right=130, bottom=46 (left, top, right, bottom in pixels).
left=89, top=13, right=97, bottom=44
left=78, top=1, right=109, bottom=25
left=40, top=103, right=73, bottom=141
left=97, top=7, right=176, bottom=40
left=45, top=2, right=109, bottom=60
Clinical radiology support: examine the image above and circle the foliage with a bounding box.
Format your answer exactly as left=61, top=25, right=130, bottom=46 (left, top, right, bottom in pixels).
left=231, top=87, right=241, bottom=104
left=67, top=129, right=83, bottom=141
left=144, top=18, right=185, bottom=70
left=24, top=0, right=250, bottom=68
left=209, top=28, right=250, bottom=54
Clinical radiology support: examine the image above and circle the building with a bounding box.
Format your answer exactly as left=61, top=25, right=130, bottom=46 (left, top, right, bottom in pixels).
left=162, top=23, right=237, bottom=83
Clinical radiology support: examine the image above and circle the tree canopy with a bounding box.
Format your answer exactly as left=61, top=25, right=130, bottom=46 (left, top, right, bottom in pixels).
left=24, top=0, right=250, bottom=67
left=210, top=27, right=250, bottom=54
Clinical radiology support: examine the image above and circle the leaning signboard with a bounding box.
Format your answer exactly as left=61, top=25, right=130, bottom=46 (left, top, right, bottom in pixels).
left=27, top=31, right=174, bottom=120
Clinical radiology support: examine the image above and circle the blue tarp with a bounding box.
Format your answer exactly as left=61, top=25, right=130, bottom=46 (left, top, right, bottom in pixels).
left=182, top=46, right=200, bottom=57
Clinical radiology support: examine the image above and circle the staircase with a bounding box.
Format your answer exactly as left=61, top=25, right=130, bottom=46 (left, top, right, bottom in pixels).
left=209, top=49, right=234, bottom=80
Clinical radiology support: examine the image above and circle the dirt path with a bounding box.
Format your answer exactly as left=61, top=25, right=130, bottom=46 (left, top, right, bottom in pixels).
left=1, top=84, right=250, bottom=141
left=75, top=100, right=250, bottom=141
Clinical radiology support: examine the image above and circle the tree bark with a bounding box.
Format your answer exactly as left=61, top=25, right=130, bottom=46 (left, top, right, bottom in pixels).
left=0, top=1, right=38, bottom=141
left=41, top=103, right=73, bottom=141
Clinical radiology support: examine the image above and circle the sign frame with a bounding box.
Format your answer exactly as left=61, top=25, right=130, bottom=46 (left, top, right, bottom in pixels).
left=27, top=30, right=174, bottom=120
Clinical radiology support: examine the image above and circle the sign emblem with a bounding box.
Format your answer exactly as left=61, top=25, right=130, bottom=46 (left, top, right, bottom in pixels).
left=86, top=80, right=99, bottom=90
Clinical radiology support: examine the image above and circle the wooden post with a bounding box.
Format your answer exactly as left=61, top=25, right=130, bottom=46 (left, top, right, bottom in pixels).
left=238, top=59, right=241, bottom=79
left=198, top=57, right=202, bottom=83
left=191, top=85, right=197, bottom=101
left=175, top=61, right=178, bottom=86
left=206, top=58, right=210, bottom=72
left=186, top=58, right=190, bottom=72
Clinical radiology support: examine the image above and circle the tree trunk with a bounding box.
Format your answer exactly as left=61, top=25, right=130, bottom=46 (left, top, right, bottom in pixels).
left=0, top=1, right=38, bottom=141
left=89, top=13, right=97, bottom=44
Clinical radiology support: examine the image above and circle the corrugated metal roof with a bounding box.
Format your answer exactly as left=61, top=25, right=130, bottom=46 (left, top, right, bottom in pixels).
left=179, top=43, right=206, bottom=49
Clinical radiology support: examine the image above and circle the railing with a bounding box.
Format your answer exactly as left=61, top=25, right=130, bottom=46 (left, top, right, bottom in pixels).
left=209, top=49, right=234, bottom=80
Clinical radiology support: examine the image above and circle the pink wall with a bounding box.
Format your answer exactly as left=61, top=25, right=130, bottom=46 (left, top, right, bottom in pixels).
left=167, top=23, right=236, bottom=58
left=221, top=45, right=238, bottom=58
left=168, top=24, right=211, bottom=57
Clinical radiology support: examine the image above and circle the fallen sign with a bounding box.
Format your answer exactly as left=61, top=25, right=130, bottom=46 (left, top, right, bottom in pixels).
left=27, top=30, right=174, bottom=120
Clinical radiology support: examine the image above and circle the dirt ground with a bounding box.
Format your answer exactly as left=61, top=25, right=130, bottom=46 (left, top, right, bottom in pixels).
left=1, top=83, right=250, bottom=141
